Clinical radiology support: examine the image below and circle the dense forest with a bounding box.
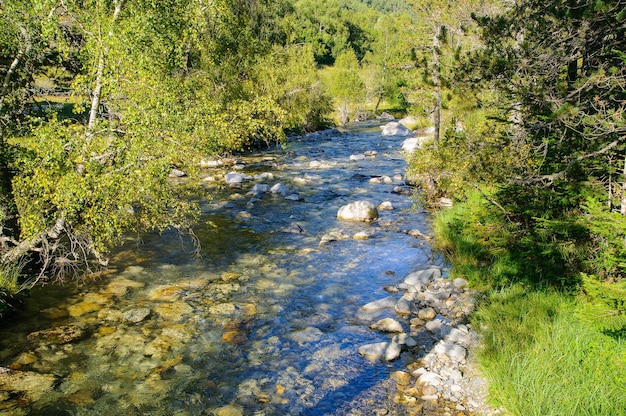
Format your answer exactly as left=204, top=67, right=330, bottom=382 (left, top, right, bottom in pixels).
left=1, top=0, right=625, bottom=414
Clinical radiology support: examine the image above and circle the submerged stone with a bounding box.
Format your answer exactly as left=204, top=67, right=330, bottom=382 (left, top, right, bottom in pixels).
left=358, top=341, right=401, bottom=361
left=361, top=296, right=397, bottom=311
left=0, top=367, right=57, bottom=402
left=122, top=308, right=152, bottom=324
left=26, top=325, right=87, bottom=345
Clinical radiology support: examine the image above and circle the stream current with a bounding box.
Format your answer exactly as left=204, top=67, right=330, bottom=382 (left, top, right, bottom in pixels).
left=0, top=122, right=445, bottom=415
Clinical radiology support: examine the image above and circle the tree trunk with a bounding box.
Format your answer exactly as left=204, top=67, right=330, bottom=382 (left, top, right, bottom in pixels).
left=87, top=0, right=123, bottom=135
left=432, top=26, right=441, bottom=145
left=621, top=154, right=626, bottom=216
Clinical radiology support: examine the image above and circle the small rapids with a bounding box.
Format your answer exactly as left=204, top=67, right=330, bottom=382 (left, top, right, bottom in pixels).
left=0, top=122, right=446, bottom=415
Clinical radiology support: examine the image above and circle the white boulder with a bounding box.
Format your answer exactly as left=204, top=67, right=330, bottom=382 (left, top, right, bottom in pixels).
left=337, top=200, right=378, bottom=222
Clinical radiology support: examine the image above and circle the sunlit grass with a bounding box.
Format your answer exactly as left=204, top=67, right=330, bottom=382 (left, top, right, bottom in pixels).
left=432, top=190, right=626, bottom=415
left=475, top=287, right=626, bottom=416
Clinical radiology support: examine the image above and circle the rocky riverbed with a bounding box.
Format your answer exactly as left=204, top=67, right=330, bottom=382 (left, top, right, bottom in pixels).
left=355, top=266, right=500, bottom=415
left=0, top=122, right=500, bottom=415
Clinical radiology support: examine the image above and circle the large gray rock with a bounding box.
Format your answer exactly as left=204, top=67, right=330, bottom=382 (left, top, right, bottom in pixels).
left=381, top=122, right=411, bottom=136
left=225, top=172, right=246, bottom=185
left=404, top=268, right=441, bottom=286
left=337, top=200, right=378, bottom=222
left=358, top=341, right=401, bottom=361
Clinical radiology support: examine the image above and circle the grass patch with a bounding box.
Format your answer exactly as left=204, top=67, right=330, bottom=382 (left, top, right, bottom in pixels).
left=433, top=190, right=626, bottom=415
left=475, top=286, right=626, bottom=416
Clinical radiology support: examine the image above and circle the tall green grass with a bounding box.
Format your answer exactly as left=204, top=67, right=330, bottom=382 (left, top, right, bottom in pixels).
left=476, top=286, right=626, bottom=416
left=432, top=190, right=626, bottom=415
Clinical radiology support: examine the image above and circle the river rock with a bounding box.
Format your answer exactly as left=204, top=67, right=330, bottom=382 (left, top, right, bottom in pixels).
left=392, top=333, right=418, bottom=347
left=148, top=285, right=184, bottom=302
left=270, top=182, right=289, bottom=195
left=214, top=404, right=244, bottom=416
left=353, top=231, right=370, bottom=240
left=418, top=307, right=437, bottom=321
left=122, top=308, right=152, bottom=323
left=337, top=200, right=378, bottom=222
left=288, top=327, right=324, bottom=343
left=417, top=371, right=443, bottom=387
left=168, top=168, right=187, bottom=178
left=105, top=278, right=145, bottom=297
left=370, top=318, right=403, bottom=333
left=402, top=137, right=423, bottom=153
left=284, top=192, right=303, bottom=201
left=0, top=367, right=57, bottom=402
left=381, top=122, right=411, bottom=136
left=394, top=298, right=416, bottom=315
left=399, top=115, right=419, bottom=128
left=254, top=172, right=274, bottom=180
left=279, top=223, right=306, bottom=234
left=319, top=229, right=350, bottom=245
left=225, top=172, right=246, bottom=185
left=452, top=277, right=469, bottom=290
left=200, top=159, right=224, bottom=168
left=434, top=340, right=467, bottom=361
left=251, top=184, right=270, bottom=194
left=361, top=296, right=397, bottom=311
left=392, top=186, right=413, bottom=195
left=405, top=268, right=441, bottom=286
left=68, top=301, right=101, bottom=317
left=358, top=341, right=401, bottom=361
left=154, top=301, right=194, bottom=321
left=364, top=150, right=378, bottom=157
left=26, top=325, right=87, bottom=345
left=378, top=201, right=394, bottom=210
left=350, top=154, right=366, bottom=161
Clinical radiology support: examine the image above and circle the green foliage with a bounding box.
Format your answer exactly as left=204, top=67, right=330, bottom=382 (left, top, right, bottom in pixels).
left=434, top=190, right=626, bottom=414
left=578, top=274, right=626, bottom=335
left=291, top=0, right=376, bottom=64
left=327, top=49, right=366, bottom=124
left=12, top=118, right=196, bottom=257
left=475, top=286, right=626, bottom=416
left=581, top=197, right=626, bottom=278
left=255, top=44, right=333, bottom=133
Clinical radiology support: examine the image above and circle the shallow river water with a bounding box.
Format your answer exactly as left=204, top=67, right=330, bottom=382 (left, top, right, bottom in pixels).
left=0, top=122, right=446, bottom=415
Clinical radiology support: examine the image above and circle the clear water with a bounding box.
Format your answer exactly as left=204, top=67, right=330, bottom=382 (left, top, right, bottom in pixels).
left=0, top=122, right=444, bottom=415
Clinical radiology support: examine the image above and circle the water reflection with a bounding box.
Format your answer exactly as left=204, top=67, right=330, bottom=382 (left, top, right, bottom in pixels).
left=0, top=122, right=444, bottom=415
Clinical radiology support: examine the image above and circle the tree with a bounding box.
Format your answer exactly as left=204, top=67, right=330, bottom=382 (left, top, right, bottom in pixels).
left=291, top=0, right=375, bottom=65
left=469, top=0, right=626, bottom=216
left=328, top=48, right=366, bottom=124
left=0, top=0, right=324, bottom=299
left=362, top=13, right=413, bottom=114
left=407, top=0, right=485, bottom=141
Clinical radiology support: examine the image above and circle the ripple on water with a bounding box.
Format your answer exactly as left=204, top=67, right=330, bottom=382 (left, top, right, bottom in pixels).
left=0, top=123, right=445, bottom=415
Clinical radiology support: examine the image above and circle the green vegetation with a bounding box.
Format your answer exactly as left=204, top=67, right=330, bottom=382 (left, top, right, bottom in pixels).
left=2, top=0, right=626, bottom=413
left=433, top=193, right=626, bottom=415
left=411, top=1, right=626, bottom=413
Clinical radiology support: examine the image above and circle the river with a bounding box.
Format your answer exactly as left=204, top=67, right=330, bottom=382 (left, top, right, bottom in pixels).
left=0, top=121, right=447, bottom=415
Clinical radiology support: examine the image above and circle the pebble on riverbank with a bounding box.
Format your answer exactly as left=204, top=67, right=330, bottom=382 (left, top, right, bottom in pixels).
left=359, top=267, right=499, bottom=415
